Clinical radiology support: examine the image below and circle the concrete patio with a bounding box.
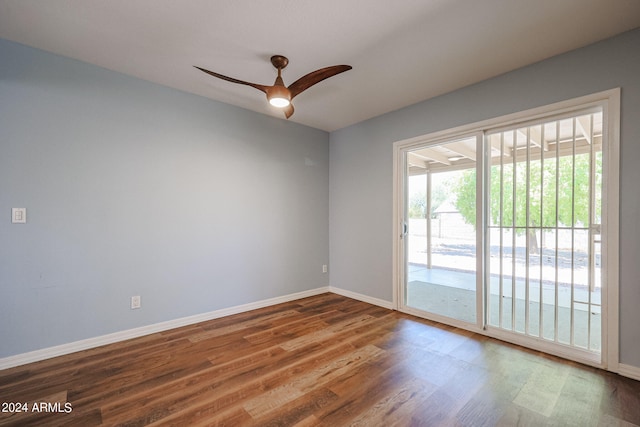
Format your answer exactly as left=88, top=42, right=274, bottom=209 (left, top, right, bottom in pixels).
left=406, top=259, right=601, bottom=352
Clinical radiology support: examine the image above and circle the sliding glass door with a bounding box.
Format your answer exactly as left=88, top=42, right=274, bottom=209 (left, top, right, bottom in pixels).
left=394, top=92, right=618, bottom=367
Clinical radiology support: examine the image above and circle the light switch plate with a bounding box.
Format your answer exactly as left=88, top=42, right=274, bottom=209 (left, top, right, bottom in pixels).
left=131, top=296, right=141, bottom=309
left=12, top=208, right=26, bottom=224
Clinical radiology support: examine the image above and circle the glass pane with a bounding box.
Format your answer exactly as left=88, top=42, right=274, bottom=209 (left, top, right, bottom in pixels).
left=487, top=109, right=603, bottom=357
left=590, top=306, right=602, bottom=352
left=573, top=302, right=590, bottom=349
left=405, top=138, right=477, bottom=324
left=541, top=228, right=558, bottom=341
left=528, top=228, right=542, bottom=338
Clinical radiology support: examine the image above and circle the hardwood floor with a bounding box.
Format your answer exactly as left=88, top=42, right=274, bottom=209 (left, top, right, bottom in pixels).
left=1, top=293, right=639, bottom=426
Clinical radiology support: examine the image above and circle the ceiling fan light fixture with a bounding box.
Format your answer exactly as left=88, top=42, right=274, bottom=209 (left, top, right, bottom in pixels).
left=269, top=96, right=290, bottom=108
left=267, top=85, right=291, bottom=108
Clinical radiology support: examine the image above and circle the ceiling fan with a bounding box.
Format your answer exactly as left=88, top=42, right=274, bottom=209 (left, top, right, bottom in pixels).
left=195, top=55, right=352, bottom=119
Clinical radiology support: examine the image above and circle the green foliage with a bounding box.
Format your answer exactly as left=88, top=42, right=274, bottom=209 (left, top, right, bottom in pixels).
left=453, top=152, right=601, bottom=231
left=454, top=172, right=477, bottom=229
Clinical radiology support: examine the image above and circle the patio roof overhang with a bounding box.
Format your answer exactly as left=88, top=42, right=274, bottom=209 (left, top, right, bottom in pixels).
left=408, top=111, right=603, bottom=176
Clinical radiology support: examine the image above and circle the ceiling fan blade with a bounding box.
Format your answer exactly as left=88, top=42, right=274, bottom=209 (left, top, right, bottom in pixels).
left=287, top=65, right=352, bottom=99
left=283, top=103, right=294, bottom=119
left=194, top=66, right=269, bottom=94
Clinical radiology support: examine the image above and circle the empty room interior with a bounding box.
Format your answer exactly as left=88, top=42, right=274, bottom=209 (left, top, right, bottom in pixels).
left=2, top=1, right=640, bottom=425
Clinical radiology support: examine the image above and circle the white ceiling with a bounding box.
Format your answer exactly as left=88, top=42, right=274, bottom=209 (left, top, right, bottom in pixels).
left=1, top=1, right=639, bottom=132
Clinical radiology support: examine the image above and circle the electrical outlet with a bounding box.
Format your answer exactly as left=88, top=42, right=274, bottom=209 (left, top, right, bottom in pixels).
left=131, top=295, right=141, bottom=309
left=322, top=264, right=328, bottom=273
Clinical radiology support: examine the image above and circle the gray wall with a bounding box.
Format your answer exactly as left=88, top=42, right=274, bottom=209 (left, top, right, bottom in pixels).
left=0, top=39, right=330, bottom=358
left=329, top=28, right=640, bottom=369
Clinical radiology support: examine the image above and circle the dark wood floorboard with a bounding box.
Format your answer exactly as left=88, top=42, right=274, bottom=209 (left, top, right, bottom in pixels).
left=1, top=293, right=639, bottom=426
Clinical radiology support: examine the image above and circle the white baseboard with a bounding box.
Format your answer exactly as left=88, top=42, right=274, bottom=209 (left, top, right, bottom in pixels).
left=619, top=363, right=640, bottom=382
left=329, top=286, right=394, bottom=310
left=0, top=286, right=330, bottom=371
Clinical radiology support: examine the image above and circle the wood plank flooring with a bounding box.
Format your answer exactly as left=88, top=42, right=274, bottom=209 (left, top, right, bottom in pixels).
left=1, top=293, right=639, bottom=426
